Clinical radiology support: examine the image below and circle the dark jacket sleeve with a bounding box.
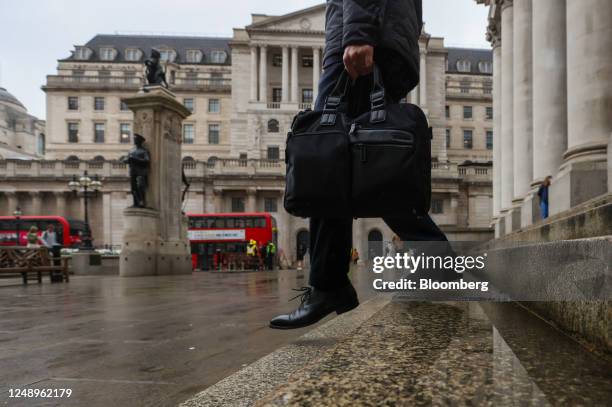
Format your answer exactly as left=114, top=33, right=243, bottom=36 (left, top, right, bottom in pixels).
left=342, top=0, right=388, bottom=48
left=414, top=0, right=423, bottom=35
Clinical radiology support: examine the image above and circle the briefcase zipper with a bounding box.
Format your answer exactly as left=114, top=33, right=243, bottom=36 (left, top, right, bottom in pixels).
left=350, top=125, right=415, bottom=146
left=356, top=143, right=414, bottom=163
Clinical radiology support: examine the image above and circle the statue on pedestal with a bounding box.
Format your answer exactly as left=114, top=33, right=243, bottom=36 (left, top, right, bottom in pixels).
left=123, top=134, right=150, bottom=208
left=144, top=49, right=168, bottom=88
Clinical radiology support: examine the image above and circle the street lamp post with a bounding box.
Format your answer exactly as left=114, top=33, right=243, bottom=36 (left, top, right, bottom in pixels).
left=68, top=171, right=102, bottom=250
left=13, top=206, right=22, bottom=246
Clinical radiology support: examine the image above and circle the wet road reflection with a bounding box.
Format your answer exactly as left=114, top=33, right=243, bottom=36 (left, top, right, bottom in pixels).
left=0, top=268, right=374, bottom=407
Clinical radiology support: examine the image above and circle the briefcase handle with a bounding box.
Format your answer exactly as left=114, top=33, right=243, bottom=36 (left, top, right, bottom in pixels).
left=321, top=65, right=387, bottom=126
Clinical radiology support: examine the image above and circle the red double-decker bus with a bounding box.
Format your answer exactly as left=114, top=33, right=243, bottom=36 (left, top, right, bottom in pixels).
left=187, top=212, right=277, bottom=270
left=0, top=216, right=88, bottom=247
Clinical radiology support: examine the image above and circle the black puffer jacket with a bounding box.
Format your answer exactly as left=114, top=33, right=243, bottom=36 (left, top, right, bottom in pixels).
left=323, top=0, right=423, bottom=96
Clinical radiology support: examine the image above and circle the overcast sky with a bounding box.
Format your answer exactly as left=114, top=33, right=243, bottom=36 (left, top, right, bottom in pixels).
left=0, top=0, right=488, bottom=119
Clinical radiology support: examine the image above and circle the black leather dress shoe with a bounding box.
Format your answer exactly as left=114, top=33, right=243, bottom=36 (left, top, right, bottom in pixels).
left=269, top=284, right=359, bottom=329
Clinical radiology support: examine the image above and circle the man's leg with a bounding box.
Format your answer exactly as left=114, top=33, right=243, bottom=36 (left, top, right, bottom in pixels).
left=309, top=60, right=354, bottom=291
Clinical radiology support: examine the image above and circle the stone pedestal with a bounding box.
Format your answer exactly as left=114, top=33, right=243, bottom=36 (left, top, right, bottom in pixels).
left=503, top=204, right=521, bottom=235
left=520, top=188, right=540, bottom=228
left=119, top=86, right=192, bottom=277
left=549, top=159, right=608, bottom=216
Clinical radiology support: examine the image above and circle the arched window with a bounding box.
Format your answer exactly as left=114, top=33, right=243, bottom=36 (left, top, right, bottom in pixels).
left=93, top=155, right=105, bottom=162
left=267, top=119, right=279, bottom=133
left=207, top=156, right=218, bottom=166
left=37, top=133, right=45, bottom=155
left=478, top=61, right=493, bottom=74
left=456, top=59, right=471, bottom=73
left=65, top=155, right=79, bottom=162
left=182, top=156, right=195, bottom=162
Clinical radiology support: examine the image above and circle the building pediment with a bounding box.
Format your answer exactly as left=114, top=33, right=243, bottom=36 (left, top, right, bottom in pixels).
left=247, top=4, right=326, bottom=33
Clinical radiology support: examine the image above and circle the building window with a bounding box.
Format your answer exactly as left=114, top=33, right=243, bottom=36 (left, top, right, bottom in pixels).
left=68, top=96, right=79, bottom=111
left=184, top=98, right=194, bottom=112
left=478, top=61, right=493, bottom=74
left=186, top=49, right=203, bottom=63
left=74, top=47, right=92, bottom=60
left=460, top=79, right=470, bottom=93
left=302, top=89, right=313, bottom=104
left=208, top=99, right=220, bottom=113
left=231, top=197, right=245, bottom=213
left=445, top=105, right=450, bottom=118
left=463, top=106, right=473, bottom=119
left=159, top=49, right=177, bottom=62
left=267, top=146, right=280, bottom=160
left=124, top=48, right=142, bottom=61
left=446, top=129, right=451, bottom=148
left=483, top=80, right=492, bottom=95
left=456, top=60, right=471, bottom=73
left=208, top=123, right=220, bottom=144
left=67, top=123, right=79, bottom=143
left=72, top=69, right=84, bottom=76
left=272, top=54, right=282, bottom=67
left=38, top=133, right=45, bottom=155
left=272, top=88, right=282, bottom=103
left=302, top=55, right=313, bottom=67
left=94, top=123, right=105, bottom=143
left=486, top=131, right=493, bottom=150
left=210, top=50, right=227, bottom=64
left=267, top=119, right=279, bottom=133
left=94, top=97, right=105, bottom=111
left=264, top=198, right=278, bottom=212
left=120, top=123, right=131, bottom=144
left=486, top=106, right=493, bottom=120
left=120, top=100, right=129, bottom=111
left=463, top=130, right=473, bottom=149
left=99, top=47, right=116, bottom=61
left=183, top=124, right=194, bottom=144
left=210, top=72, right=223, bottom=85
left=431, top=199, right=443, bottom=214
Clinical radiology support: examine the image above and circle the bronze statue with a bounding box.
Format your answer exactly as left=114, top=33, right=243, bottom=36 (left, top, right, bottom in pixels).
left=123, top=134, right=150, bottom=208
left=144, top=49, right=168, bottom=88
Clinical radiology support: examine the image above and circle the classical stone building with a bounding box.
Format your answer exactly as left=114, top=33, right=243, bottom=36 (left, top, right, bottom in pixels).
left=0, top=87, right=45, bottom=159
left=476, top=0, right=611, bottom=237
left=0, top=4, right=494, bottom=263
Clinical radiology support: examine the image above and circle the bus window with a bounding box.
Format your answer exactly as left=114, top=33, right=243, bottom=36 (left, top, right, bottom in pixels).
left=245, top=218, right=254, bottom=228
left=226, top=217, right=235, bottom=228
left=235, top=218, right=245, bottom=228
left=0, top=220, right=16, bottom=230
left=216, top=218, right=226, bottom=228
left=255, top=217, right=267, bottom=228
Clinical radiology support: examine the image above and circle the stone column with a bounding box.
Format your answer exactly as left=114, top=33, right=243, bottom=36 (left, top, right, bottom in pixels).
left=513, top=0, right=534, bottom=228
left=246, top=188, right=257, bottom=212
left=5, top=192, right=18, bottom=215
left=419, top=50, right=428, bottom=109
left=213, top=188, right=223, bottom=212
left=120, top=86, right=192, bottom=276
left=550, top=0, right=612, bottom=214
left=54, top=191, right=66, bottom=216
left=30, top=192, right=42, bottom=215
left=492, top=40, right=502, bottom=220
left=250, top=45, right=258, bottom=101
left=500, top=0, right=517, bottom=233
left=259, top=45, right=268, bottom=103
left=291, top=46, right=299, bottom=103
left=312, top=47, right=321, bottom=104
left=281, top=46, right=289, bottom=103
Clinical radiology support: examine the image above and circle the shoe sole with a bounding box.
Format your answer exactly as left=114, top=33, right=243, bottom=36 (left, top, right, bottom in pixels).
left=269, top=301, right=359, bottom=330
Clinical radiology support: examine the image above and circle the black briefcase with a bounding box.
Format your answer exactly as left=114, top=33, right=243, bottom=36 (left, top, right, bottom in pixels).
left=284, top=67, right=431, bottom=218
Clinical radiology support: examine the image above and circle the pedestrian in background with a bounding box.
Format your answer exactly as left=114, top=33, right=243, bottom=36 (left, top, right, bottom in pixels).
left=26, top=226, right=41, bottom=248
left=538, top=176, right=552, bottom=219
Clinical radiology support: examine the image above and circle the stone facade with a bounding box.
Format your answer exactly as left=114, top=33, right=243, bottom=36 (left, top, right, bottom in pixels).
left=0, top=4, right=495, bottom=263
left=0, top=87, right=45, bottom=159
left=477, top=0, right=612, bottom=237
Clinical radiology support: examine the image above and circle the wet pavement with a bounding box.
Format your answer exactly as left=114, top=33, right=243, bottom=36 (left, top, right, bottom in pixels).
left=0, top=268, right=374, bottom=407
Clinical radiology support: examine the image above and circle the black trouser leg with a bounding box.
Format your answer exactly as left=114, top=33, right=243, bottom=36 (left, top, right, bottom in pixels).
left=308, top=217, right=353, bottom=290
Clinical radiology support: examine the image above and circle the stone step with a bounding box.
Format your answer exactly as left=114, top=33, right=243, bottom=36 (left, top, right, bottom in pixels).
left=252, top=300, right=611, bottom=406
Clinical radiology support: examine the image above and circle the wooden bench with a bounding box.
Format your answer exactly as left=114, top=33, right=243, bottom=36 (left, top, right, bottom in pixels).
left=0, top=247, right=70, bottom=284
